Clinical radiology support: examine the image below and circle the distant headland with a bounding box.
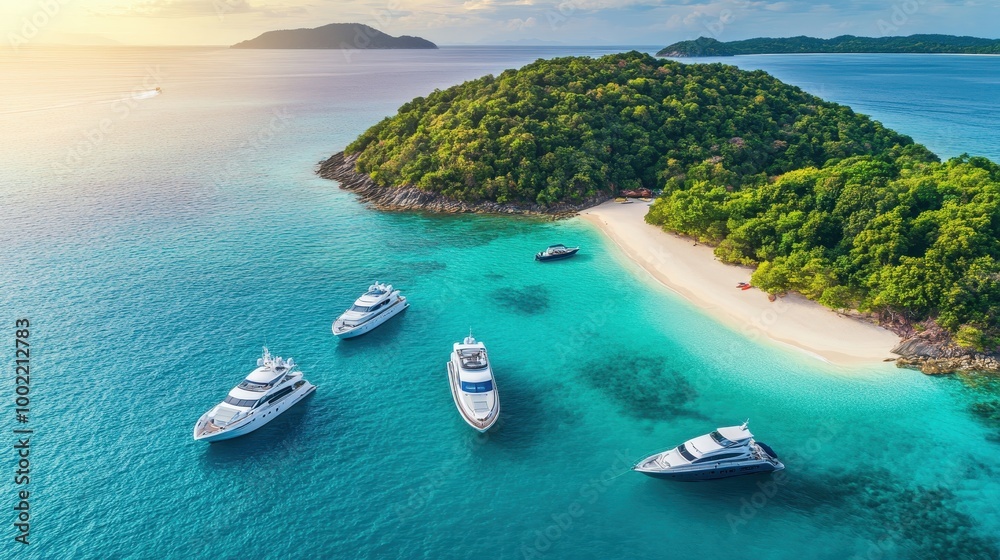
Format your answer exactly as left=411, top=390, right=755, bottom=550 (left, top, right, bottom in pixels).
left=231, top=23, right=437, bottom=50
left=657, top=34, right=1000, bottom=57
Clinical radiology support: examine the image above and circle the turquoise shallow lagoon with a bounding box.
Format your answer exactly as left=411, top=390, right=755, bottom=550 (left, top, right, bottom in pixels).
left=2, top=47, right=999, bottom=558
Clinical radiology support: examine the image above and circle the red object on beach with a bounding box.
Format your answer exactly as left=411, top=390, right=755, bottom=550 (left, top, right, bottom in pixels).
left=737, top=282, right=749, bottom=288
left=741, top=285, right=752, bottom=291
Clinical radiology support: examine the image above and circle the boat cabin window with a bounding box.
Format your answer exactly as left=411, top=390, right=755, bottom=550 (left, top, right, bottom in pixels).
left=676, top=444, right=697, bottom=462
left=710, top=430, right=736, bottom=447
left=461, top=351, right=488, bottom=369
left=263, top=386, right=293, bottom=404
left=461, top=380, right=493, bottom=393
left=693, top=452, right=743, bottom=463
left=224, top=396, right=260, bottom=408
left=351, top=299, right=390, bottom=313
left=238, top=380, right=270, bottom=392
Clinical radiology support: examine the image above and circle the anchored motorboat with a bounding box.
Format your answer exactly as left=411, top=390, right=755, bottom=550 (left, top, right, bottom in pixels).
left=633, top=421, right=783, bottom=481
left=193, top=347, right=316, bottom=442
left=535, top=244, right=580, bottom=261
left=446, top=331, right=500, bottom=432
left=332, top=281, right=408, bottom=338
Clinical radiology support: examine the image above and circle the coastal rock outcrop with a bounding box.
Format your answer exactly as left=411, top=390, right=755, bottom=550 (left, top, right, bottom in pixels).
left=891, top=327, right=1000, bottom=375
left=317, top=152, right=609, bottom=217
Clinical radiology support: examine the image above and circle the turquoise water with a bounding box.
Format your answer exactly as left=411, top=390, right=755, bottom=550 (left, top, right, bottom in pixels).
left=2, top=47, right=999, bottom=559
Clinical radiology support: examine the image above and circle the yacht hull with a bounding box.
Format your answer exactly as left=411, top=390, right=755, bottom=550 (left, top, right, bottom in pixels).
left=332, top=298, right=408, bottom=339
left=446, top=361, right=499, bottom=433
left=635, top=459, right=784, bottom=481
left=193, top=382, right=316, bottom=443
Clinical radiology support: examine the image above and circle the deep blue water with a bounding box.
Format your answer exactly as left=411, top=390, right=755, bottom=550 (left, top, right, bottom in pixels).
left=2, top=47, right=999, bottom=559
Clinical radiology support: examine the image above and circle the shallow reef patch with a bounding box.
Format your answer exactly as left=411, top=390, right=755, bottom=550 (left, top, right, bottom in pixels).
left=774, top=467, right=999, bottom=559
left=578, top=354, right=700, bottom=420
left=491, top=284, right=550, bottom=315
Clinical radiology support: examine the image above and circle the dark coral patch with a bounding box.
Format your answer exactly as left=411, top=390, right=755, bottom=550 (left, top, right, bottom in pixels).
left=771, top=467, right=999, bottom=559
left=578, top=354, right=699, bottom=420
left=491, top=284, right=550, bottom=315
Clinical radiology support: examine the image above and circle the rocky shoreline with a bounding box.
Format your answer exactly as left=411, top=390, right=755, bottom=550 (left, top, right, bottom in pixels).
left=317, top=152, right=609, bottom=218
left=890, top=326, right=1000, bottom=375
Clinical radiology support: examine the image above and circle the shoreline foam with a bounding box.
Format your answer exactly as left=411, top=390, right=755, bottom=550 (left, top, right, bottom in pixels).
left=580, top=200, right=900, bottom=366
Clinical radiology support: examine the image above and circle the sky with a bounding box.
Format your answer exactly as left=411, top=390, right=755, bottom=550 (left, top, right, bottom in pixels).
left=3, top=0, right=999, bottom=47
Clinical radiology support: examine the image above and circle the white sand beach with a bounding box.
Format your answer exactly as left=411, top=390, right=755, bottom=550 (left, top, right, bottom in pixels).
left=580, top=201, right=901, bottom=366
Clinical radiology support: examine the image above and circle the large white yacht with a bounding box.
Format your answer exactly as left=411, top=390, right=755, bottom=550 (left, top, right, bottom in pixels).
left=332, top=281, right=408, bottom=338
left=446, top=332, right=500, bottom=432
left=193, top=348, right=316, bottom=442
left=633, top=421, right=783, bottom=481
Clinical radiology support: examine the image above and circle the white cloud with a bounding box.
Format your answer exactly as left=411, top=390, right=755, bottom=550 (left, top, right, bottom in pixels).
left=100, top=0, right=306, bottom=18
left=76, top=0, right=1000, bottom=45
left=504, top=16, right=538, bottom=29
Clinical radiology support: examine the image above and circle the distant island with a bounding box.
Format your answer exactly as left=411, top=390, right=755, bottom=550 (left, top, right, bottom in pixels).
left=657, top=34, right=1000, bottom=57
left=320, top=51, right=1000, bottom=364
left=231, top=23, right=437, bottom=50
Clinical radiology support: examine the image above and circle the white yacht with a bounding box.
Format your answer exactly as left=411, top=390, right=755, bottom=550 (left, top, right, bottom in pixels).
left=193, top=347, right=316, bottom=442
left=633, top=421, right=783, bottom=481
left=446, top=332, right=500, bottom=432
left=332, top=281, right=408, bottom=338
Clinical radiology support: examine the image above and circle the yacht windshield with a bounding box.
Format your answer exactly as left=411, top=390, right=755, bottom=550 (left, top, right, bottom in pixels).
left=676, top=443, right=697, bottom=462
left=224, top=395, right=259, bottom=408
left=461, top=380, right=493, bottom=393
left=693, top=452, right=744, bottom=464
left=237, top=380, right=269, bottom=392
left=350, top=299, right=390, bottom=313
left=710, top=430, right=736, bottom=446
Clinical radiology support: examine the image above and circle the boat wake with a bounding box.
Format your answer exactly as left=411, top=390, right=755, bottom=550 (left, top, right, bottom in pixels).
left=0, top=88, right=161, bottom=115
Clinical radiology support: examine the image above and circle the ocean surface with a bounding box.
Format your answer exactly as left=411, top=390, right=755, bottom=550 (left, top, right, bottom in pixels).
left=2, top=47, right=999, bottom=559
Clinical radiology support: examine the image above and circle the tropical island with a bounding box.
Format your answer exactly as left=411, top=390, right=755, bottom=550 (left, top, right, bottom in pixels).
left=231, top=23, right=437, bottom=49
left=319, top=51, right=1000, bottom=370
left=656, top=34, right=1000, bottom=57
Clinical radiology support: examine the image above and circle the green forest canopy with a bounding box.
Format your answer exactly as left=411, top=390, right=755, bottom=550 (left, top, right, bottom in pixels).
left=344, top=52, right=1000, bottom=347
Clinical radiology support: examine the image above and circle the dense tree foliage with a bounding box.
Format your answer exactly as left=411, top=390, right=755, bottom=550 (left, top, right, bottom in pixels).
left=346, top=51, right=999, bottom=345
left=657, top=35, right=1000, bottom=57
left=648, top=153, right=1000, bottom=347
left=347, top=52, right=921, bottom=206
